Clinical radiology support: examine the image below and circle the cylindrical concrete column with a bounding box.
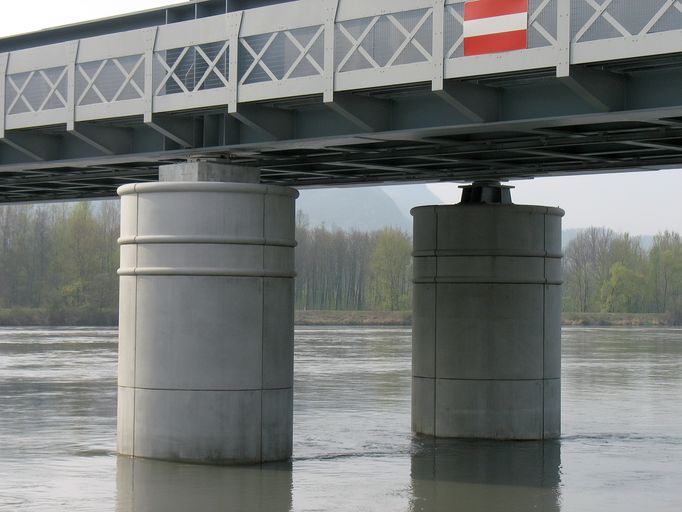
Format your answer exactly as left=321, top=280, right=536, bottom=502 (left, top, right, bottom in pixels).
left=411, top=185, right=564, bottom=440
left=117, top=167, right=298, bottom=464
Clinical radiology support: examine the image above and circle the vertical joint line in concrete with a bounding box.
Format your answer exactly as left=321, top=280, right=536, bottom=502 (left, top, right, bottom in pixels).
left=132, top=192, right=140, bottom=456
left=541, top=212, right=546, bottom=438
left=433, top=206, right=438, bottom=436
left=260, top=190, right=266, bottom=462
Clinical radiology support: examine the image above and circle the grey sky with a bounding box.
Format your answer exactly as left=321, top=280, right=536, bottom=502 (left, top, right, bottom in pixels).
left=3, top=1, right=681, bottom=236
left=0, top=1, right=173, bottom=37
left=428, top=168, right=682, bottom=235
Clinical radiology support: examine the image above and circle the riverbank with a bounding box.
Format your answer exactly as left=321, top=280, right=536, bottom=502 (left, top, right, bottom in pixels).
left=0, top=308, right=677, bottom=327
left=561, top=312, right=671, bottom=326
left=295, top=310, right=412, bottom=326
left=295, top=310, right=677, bottom=327
left=0, top=308, right=117, bottom=327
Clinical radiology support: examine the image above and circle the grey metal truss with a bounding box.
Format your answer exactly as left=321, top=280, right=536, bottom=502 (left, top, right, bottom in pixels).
left=0, top=0, right=682, bottom=202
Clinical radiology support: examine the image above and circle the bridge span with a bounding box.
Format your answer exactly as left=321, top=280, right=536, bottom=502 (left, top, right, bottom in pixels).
left=2, top=0, right=682, bottom=465
left=0, top=0, right=682, bottom=202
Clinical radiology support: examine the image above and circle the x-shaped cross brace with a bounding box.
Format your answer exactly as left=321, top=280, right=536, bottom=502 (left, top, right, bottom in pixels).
left=337, top=9, right=433, bottom=72
left=445, top=6, right=465, bottom=59
left=575, top=0, right=630, bottom=41
left=282, top=27, right=325, bottom=80
left=7, top=72, right=36, bottom=113
left=155, top=42, right=230, bottom=95
left=78, top=56, right=145, bottom=105
left=110, top=56, right=145, bottom=102
left=640, top=0, right=682, bottom=35
left=240, top=27, right=324, bottom=85
left=7, top=68, right=68, bottom=114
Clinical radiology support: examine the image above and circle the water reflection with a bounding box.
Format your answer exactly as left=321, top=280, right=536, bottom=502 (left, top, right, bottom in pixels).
left=116, top=457, right=292, bottom=512
left=3, top=327, right=682, bottom=511
left=410, top=439, right=561, bottom=512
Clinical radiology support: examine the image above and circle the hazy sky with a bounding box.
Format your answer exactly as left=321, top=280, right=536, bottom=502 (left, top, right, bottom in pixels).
left=2, top=1, right=682, bottom=235
left=0, top=1, right=174, bottom=36
left=427, top=169, right=682, bottom=235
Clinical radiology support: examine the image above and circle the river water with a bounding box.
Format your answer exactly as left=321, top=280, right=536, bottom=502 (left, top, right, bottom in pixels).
left=0, top=326, right=681, bottom=511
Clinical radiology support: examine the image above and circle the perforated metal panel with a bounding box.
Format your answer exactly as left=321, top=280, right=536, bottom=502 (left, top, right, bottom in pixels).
left=528, top=0, right=558, bottom=48
left=239, top=26, right=325, bottom=85
left=76, top=55, right=145, bottom=106
left=154, top=42, right=229, bottom=96
left=572, top=0, right=682, bottom=42
left=335, top=9, right=433, bottom=72
left=6, top=67, right=68, bottom=114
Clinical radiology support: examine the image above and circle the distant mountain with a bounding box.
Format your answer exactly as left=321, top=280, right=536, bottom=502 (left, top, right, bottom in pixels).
left=297, top=187, right=658, bottom=247
left=562, top=228, right=580, bottom=249
left=562, top=228, right=654, bottom=250
left=381, top=184, right=444, bottom=216
left=297, top=187, right=411, bottom=232
left=296, top=184, right=445, bottom=233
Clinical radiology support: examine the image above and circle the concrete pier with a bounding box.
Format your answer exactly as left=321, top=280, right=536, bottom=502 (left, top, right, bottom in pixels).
left=117, top=161, right=298, bottom=464
left=411, top=182, right=564, bottom=440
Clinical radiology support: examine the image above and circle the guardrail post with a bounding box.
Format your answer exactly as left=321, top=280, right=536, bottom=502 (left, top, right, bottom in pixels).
left=144, top=27, right=159, bottom=123
left=556, top=0, right=571, bottom=77
left=66, top=41, right=80, bottom=131
left=432, top=0, right=446, bottom=91
left=0, top=53, right=8, bottom=138
left=323, top=0, right=340, bottom=103
left=228, top=11, right=243, bottom=114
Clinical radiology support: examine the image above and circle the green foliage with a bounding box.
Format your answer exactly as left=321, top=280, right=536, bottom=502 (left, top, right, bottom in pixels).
left=295, top=214, right=412, bottom=311
left=3, top=202, right=681, bottom=323
left=367, top=228, right=412, bottom=311
left=563, top=228, right=682, bottom=320
left=600, top=262, right=646, bottom=313
left=0, top=201, right=119, bottom=325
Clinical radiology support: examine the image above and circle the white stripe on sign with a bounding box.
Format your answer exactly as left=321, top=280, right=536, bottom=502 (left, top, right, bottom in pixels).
left=463, top=12, right=528, bottom=38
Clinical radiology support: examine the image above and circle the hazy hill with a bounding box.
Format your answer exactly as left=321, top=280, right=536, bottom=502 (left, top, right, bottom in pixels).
left=297, top=184, right=442, bottom=232
left=562, top=228, right=654, bottom=250
left=381, top=185, right=445, bottom=215
left=297, top=186, right=657, bottom=248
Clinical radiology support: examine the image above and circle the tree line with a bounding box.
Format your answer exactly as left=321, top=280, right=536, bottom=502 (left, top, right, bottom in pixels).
left=0, top=204, right=413, bottom=324
left=295, top=212, right=412, bottom=311
left=0, top=202, right=119, bottom=324
left=564, top=227, right=682, bottom=321
left=1, top=201, right=681, bottom=324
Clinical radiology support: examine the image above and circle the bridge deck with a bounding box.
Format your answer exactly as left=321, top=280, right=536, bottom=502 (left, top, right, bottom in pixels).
left=1, top=0, right=682, bottom=202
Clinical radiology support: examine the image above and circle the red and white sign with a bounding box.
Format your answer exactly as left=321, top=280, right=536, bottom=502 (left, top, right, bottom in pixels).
left=463, top=0, right=528, bottom=57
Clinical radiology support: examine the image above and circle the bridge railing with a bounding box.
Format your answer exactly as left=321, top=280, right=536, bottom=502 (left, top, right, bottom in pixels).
left=571, top=0, right=682, bottom=64
left=1, top=0, right=682, bottom=136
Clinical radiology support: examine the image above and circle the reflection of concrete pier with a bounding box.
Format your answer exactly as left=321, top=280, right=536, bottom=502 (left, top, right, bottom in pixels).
left=116, top=456, right=293, bottom=512
left=410, top=439, right=561, bottom=512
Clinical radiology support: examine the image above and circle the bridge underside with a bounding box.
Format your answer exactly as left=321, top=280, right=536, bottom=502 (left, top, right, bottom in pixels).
left=1, top=56, right=682, bottom=203
left=3, top=0, right=682, bottom=202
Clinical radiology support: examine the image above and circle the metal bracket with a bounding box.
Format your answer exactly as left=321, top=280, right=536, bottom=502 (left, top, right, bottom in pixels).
left=561, top=66, right=626, bottom=112
left=327, top=92, right=391, bottom=132
left=68, top=124, right=132, bottom=155
left=230, top=104, right=295, bottom=140
left=435, top=80, right=499, bottom=123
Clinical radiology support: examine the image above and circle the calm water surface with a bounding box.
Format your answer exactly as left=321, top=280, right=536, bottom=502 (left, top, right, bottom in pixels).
left=0, top=326, right=681, bottom=511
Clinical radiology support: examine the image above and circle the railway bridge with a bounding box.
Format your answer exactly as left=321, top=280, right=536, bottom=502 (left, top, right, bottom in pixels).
left=2, top=0, right=682, bottom=464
